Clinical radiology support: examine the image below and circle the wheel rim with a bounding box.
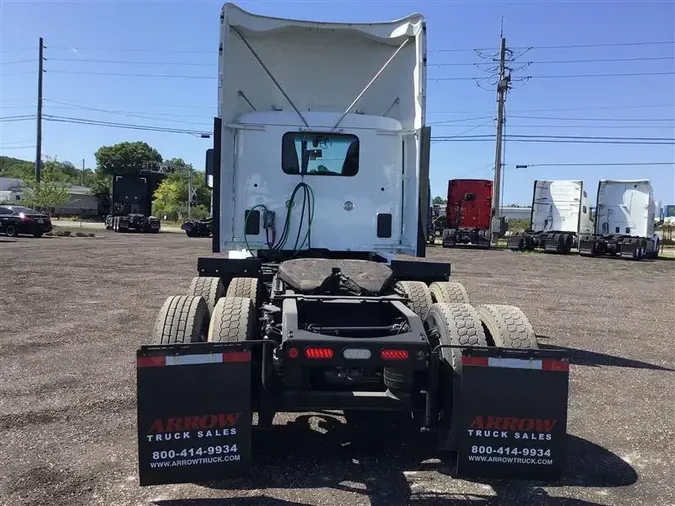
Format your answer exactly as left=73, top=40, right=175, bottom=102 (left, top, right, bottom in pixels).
left=6, top=226, right=16, bottom=236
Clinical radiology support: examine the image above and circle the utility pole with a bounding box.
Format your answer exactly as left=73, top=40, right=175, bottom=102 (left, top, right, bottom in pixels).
left=81, top=159, right=85, bottom=186
left=34, top=37, right=44, bottom=184
left=187, top=167, right=193, bottom=220
left=491, top=34, right=511, bottom=243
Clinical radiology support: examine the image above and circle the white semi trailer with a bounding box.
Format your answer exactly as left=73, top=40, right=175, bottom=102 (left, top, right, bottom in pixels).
left=133, top=3, right=570, bottom=487
left=508, top=180, right=593, bottom=254
left=579, top=179, right=661, bottom=260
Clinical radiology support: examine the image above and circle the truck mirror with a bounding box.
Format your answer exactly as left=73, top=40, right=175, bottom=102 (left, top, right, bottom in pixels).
left=205, top=149, right=214, bottom=188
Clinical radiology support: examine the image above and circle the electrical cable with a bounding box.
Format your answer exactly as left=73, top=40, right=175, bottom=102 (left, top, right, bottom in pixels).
left=46, top=70, right=216, bottom=80
left=242, top=181, right=315, bottom=257
left=47, top=57, right=216, bottom=67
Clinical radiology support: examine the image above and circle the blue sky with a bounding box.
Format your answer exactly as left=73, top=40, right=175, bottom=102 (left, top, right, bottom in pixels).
left=1, top=0, right=674, bottom=207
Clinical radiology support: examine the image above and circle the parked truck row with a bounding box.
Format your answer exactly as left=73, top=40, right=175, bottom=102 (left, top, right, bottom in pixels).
left=508, top=179, right=662, bottom=260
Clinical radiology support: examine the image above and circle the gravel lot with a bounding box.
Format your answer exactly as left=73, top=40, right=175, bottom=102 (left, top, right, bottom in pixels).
left=1, top=232, right=673, bottom=506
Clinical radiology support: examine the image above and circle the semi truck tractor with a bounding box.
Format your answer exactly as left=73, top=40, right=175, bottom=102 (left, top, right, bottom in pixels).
left=508, top=180, right=593, bottom=254
left=104, top=174, right=161, bottom=233
left=441, top=179, right=493, bottom=249
left=135, top=3, right=571, bottom=486
left=579, top=179, right=661, bottom=260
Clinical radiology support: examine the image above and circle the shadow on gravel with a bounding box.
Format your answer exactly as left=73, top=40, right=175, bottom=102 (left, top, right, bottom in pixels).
left=154, top=413, right=637, bottom=506
left=539, top=343, right=674, bottom=371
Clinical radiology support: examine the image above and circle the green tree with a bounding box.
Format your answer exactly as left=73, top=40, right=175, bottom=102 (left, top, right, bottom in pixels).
left=152, top=167, right=210, bottom=221
left=0, top=156, right=33, bottom=180
left=94, top=141, right=162, bottom=177
left=433, top=196, right=447, bottom=205
left=21, top=181, right=71, bottom=213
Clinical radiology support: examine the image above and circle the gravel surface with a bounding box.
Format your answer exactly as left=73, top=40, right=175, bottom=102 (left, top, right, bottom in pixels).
left=1, top=232, right=673, bottom=506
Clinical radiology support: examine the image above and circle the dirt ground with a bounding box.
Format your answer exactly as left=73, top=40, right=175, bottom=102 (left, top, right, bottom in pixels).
left=1, top=231, right=673, bottom=506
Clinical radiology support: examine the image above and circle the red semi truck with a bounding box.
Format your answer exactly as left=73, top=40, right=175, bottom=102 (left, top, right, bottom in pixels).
left=442, top=179, right=493, bottom=249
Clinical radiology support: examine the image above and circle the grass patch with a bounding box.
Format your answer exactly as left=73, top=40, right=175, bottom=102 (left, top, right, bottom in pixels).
left=46, top=227, right=96, bottom=238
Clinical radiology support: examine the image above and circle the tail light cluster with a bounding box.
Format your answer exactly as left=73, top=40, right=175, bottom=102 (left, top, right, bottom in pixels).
left=286, top=346, right=410, bottom=361
left=380, top=349, right=409, bottom=360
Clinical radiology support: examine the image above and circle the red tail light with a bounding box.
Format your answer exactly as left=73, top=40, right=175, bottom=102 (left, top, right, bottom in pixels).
left=380, top=349, right=409, bottom=360
left=305, top=347, right=334, bottom=359
left=287, top=347, right=299, bottom=359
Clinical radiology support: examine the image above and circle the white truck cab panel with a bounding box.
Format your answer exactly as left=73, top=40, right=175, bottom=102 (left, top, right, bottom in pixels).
left=595, top=179, right=655, bottom=238
left=531, top=180, right=593, bottom=234
left=214, top=3, right=427, bottom=258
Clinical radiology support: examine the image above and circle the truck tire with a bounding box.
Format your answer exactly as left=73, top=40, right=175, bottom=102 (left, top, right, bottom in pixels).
left=395, top=280, right=432, bottom=319
left=208, top=296, right=257, bottom=343
left=208, top=295, right=268, bottom=423
left=429, top=281, right=470, bottom=304
left=151, top=295, right=209, bottom=345
left=226, top=277, right=262, bottom=307
left=475, top=304, right=538, bottom=349
left=425, top=302, right=487, bottom=451
left=188, top=276, right=224, bottom=315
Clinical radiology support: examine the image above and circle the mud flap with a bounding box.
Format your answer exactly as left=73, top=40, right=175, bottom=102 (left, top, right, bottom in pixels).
left=455, top=347, right=570, bottom=481
left=136, top=343, right=252, bottom=486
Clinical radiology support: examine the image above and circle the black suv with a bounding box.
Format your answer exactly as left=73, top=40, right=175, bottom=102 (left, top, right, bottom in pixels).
left=0, top=205, right=53, bottom=238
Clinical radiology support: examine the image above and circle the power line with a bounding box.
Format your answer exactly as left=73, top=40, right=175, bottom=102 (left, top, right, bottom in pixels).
left=0, top=140, right=35, bottom=145
left=428, top=115, right=494, bottom=125
left=526, top=71, right=675, bottom=79
left=45, top=70, right=216, bottom=80
left=436, top=134, right=675, bottom=141
left=42, top=39, right=675, bottom=55
left=47, top=57, right=217, bottom=67
left=443, top=119, right=495, bottom=137
left=502, top=134, right=675, bottom=141
left=432, top=134, right=675, bottom=145
left=0, top=59, right=37, bottom=66
left=431, top=71, right=675, bottom=81
left=47, top=46, right=215, bottom=54
left=428, top=104, right=674, bottom=114
left=42, top=99, right=215, bottom=110
left=42, top=100, right=212, bottom=126
left=516, top=40, right=675, bottom=50
left=43, top=100, right=212, bottom=119
left=432, top=138, right=674, bottom=145
left=433, top=123, right=675, bottom=130
left=518, top=162, right=674, bottom=167
left=509, top=115, right=675, bottom=122
left=430, top=56, right=675, bottom=67
left=0, top=114, right=36, bottom=122
left=0, top=145, right=36, bottom=150
left=43, top=114, right=209, bottom=136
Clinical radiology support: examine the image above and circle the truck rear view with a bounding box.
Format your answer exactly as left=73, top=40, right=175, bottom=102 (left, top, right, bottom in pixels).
left=104, top=175, right=162, bottom=233
left=508, top=180, right=592, bottom=254
left=579, top=179, right=660, bottom=260
left=442, top=179, right=493, bottom=249
left=134, top=2, right=571, bottom=487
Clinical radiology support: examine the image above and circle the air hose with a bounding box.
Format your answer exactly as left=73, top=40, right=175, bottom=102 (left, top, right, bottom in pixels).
left=244, top=181, right=315, bottom=256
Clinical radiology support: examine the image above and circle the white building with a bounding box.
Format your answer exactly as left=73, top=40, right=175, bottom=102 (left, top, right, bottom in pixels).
left=0, top=177, right=99, bottom=216
left=433, top=203, right=532, bottom=221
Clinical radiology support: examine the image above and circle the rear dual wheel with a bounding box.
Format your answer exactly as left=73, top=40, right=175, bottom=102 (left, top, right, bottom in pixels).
left=426, top=301, right=538, bottom=452
left=395, top=280, right=470, bottom=320
left=151, top=295, right=210, bottom=345
left=426, top=302, right=487, bottom=451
